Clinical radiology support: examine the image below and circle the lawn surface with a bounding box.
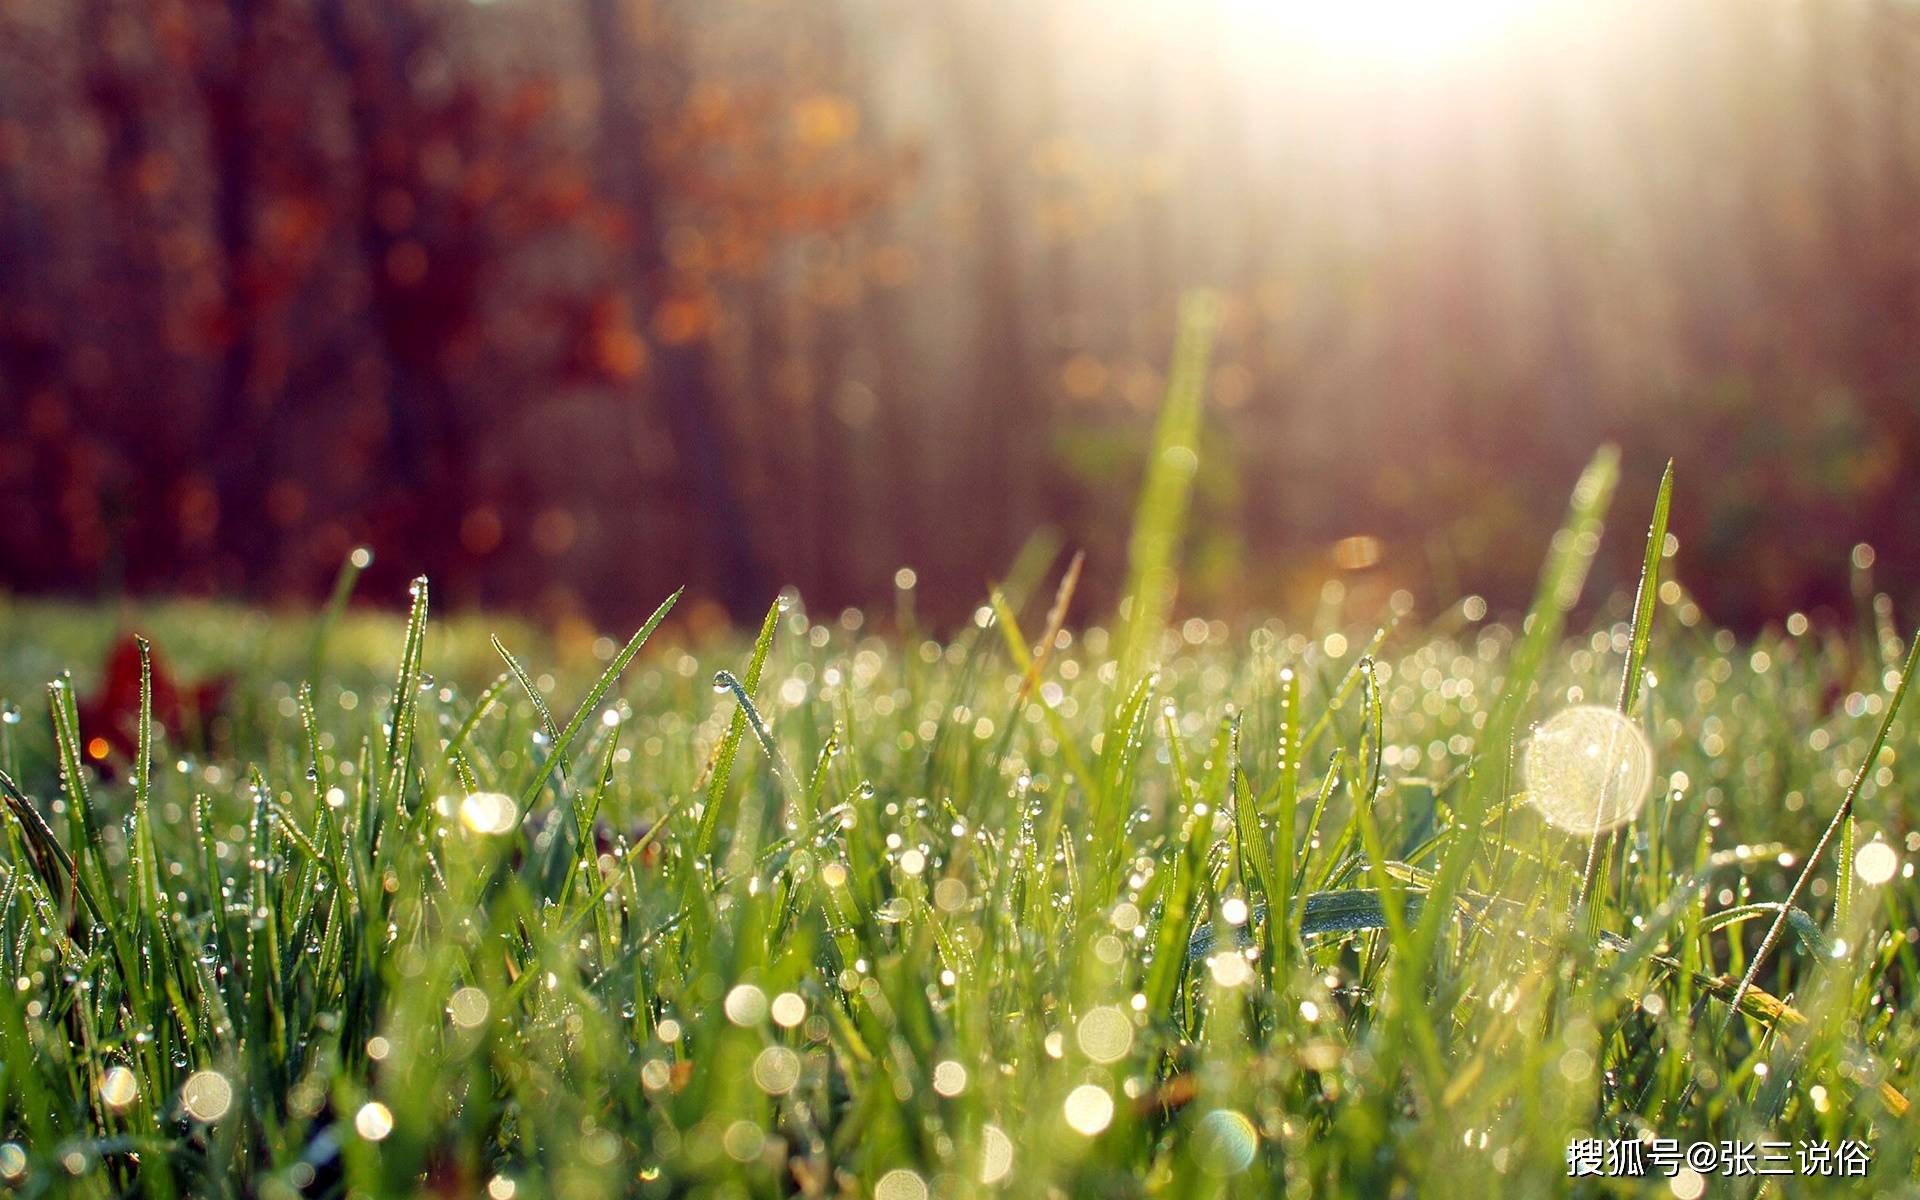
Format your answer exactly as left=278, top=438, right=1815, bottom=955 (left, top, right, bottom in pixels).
left=1, top=449, right=1917, bottom=1199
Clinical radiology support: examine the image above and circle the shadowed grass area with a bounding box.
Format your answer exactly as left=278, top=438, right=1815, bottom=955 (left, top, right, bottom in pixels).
left=1, top=308, right=1917, bottom=1195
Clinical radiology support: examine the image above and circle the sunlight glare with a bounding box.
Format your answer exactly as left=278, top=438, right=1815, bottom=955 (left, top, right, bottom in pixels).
left=1217, top=0, right=1544, bottom=67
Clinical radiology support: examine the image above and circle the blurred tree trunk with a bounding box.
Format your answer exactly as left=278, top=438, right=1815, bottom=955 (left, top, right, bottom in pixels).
left=1807, top=1, right=1920, bottom=567
left=0, top=32, right=66, bottom=589
left=942, top=0, right=1040, bottom=576
left=1856, top=2, right=1920, bottom=563
left=860, top=235, right=922, bottom=582
left=82, top=0, right=183, bottom=589
left=839, top=7, right=922, bottom=590
left=0, top=208, right=67, bottom=591
left=584, top=0, right=768, bottom=621
left=198, top=0, right=270, bottom=589
left=811, top=297, right=854, bottom=602
left=1031, top=4, right=1082, bottom=568
left=317, top=0, right=476, bottom=591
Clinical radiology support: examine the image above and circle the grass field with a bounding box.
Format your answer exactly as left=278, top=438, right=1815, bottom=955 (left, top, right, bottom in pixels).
left=3, top=421, right=1918, bottom=1195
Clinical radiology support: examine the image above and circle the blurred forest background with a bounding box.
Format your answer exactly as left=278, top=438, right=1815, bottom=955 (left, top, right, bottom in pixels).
left=1, top=0, right=1917, bottom=632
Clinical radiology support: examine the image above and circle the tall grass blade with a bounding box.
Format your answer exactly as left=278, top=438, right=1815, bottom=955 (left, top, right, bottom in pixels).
left=1115, top=290, right=1219, bottom=692
left=1416, top=449, right=1617, bottom=973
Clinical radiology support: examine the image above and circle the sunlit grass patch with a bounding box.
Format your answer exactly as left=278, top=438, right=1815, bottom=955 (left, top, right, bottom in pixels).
left=1, top=313, right=1917, bottom=1195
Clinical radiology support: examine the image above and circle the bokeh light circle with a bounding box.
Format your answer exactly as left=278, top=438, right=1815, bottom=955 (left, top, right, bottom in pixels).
left=1855, top=841, right=1899, bottom=886
left=180, top=1070, right=233, bottom=1122
left=1521, top=705, right=1654, bottom=835
left=1193, top=1108, right=1258, bottom=1176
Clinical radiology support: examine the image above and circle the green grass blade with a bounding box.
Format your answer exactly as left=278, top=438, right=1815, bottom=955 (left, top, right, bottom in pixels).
left=1617, top=459, right=1673, bottom=716
left=307, top=545, right=371, bottom=685
left=521, top=589, right=681, bottom=816
left=381, top=576, right=431, bottom=822
left=1114, top=290, right=1219, bottom=692
left=693, top=597, right=783, bottom=862
left=1414, top=448, right=1617, bottom=975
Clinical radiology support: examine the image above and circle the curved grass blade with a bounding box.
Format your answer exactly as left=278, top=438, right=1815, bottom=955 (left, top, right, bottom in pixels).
left=693, top=596, right=783, bottom=862
left=510, top=588, right=680, bottom=815
left=713, top=669, right=798, bottom=798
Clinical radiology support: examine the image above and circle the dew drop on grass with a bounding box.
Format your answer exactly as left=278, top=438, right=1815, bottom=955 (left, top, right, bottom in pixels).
left=770, top=992, right=807, bottom=1027
left=931, top=1060, right=968, bottom=1096
left=1207, top=951, right=1254, bottom=988
left=448, top=987, right=491, bottom=1028
left=1521, top=705, right=1654, bottom=834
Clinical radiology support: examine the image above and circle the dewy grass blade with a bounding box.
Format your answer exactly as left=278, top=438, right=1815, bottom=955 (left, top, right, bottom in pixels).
left=495, top=636, right=563, bottom=764
left=45, top=673, right=150, bottom=1019
left=1227, top=719, right=1279, bottom=994
left=713, top=669, right=799, bottom=797
left=1617, top=460, right=1673, bottom=717
left=131, top=638, right=199, bottom=1067
left=381, top=576, right=431, bottom=823
left=0, top=767, right=78, bottom=940
left=988, top=586, right=1099, bottom=811
left=1268, top=665, right=1301, bottom=972
left=1578, top=460, right=1672, bottom=920
left=508, top=589, right=679, bottom=815
left=1016, top=549, right=1084, bottom=708
left=693, top=596, right=783, bottom=862
left=1296, top=624, right=1393, bottom=762
left=447, top=672, right=512, bottom=761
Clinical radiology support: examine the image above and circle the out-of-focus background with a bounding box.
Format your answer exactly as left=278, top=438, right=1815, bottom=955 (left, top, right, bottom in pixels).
left=1, top=0, right=1915, bottom=632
